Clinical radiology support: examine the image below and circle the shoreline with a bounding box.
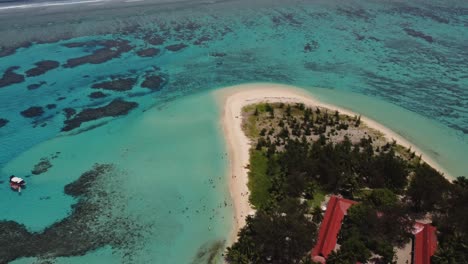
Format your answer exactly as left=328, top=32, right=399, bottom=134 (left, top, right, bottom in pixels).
left=214, top=83, right=453, bottom=248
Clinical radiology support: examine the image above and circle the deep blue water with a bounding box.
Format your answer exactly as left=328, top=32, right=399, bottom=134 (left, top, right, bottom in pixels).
left=0, top=0, right=467, bottom=262
left=1, top=0, right=467, bottom=168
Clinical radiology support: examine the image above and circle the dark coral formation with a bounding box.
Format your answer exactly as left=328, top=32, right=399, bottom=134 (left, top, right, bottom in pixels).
left=0, top=66, right=25, bottom=88
left=20, top=106, right=44, bottom=118
left=141, top=74, right=166, bottom=91
left=62, top=41, right=101, bottom=48
left=0, top=118, right=8, bottom=128
left=63, top=40, right=132, bottom=68
left=209, top=52, right=226, bottom=57
left=91, top=77, right=136, bottom=91
left=193, top=35, right=212, bottom=46
left=337, top=7, right=374, bottom=21
left=25, top=60, right=60, bottom=77
left=46, top=104, right=56, bottom=110
left=0, top=164, right=146, bottom=263
left=271, top=12, right=302, bottom=26
left=403, top=28, right=434, bottom=43
left=136, top=48, right=160, bottom=57
left=27, top=81, right=47, bottom=90
left=191, top=240, right=225, bottom=264
left=354, top=33, right=366, bottom=41
left=392, top=5, right=449, bottom=24
left=88, top=91, right=108, bottom=99
left=304, top=41, right=319, bottom=52
left=0, top=46, right=18, bottom=58
left=32, top=158, right=53, bottom=175
left=64, top=164, right=110, bottom=196
left=0, top=221, right=34, bottom=262
left=63, top=108, right=76, bottom=120
left=165, top=43, right=188, bottom=52
left=173, top=20, right=201, bottom=32
left=0, top=42, right=32, bottom=58
left=144, top=34, right=165, bottom=45
left=62, top=99, right=138, bottom=131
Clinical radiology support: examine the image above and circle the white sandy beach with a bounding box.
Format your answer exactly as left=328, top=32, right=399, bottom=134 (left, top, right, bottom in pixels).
left=215, top=83, right=453, bottom=246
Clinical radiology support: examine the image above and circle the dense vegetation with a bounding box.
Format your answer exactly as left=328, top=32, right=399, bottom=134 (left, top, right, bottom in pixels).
left=225, top=103, right=468, bottom=264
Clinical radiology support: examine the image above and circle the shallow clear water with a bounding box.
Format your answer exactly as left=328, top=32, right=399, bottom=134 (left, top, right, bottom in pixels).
left=0, top=0, right=467, bottom=263
left=4, top=91, right=232, bottom=263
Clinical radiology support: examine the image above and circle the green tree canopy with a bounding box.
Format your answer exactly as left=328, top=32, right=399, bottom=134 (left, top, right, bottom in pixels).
left=407, top=164, right=450, bottom=212
left=226, top=199, right=316, bottom=264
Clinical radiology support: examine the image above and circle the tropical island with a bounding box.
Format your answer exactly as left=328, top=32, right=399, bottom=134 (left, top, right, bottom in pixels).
left=217, top=84, right=468, bottom=264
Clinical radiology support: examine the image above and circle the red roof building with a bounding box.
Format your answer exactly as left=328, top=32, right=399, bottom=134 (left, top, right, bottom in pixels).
left=311, top=196, right=357, bottom=261
left=412, top=222, right=437, bottom=264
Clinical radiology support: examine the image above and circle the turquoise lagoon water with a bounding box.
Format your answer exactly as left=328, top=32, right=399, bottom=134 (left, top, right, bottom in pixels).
left=0, top=0, right=467, bottom=263
left=4, top=91, right=233, bottom=263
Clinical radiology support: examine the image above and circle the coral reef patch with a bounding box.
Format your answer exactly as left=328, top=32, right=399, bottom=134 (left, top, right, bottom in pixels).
left=165, top=43, right=188, bottom=52
left=136, top=48, right=160, bottom=57
left=392, top=5, right=449, bottom=24
left=0, top=66, right=25, bottom=88
left=403, top=28, right=434, bottom=43
left=63, top=108, right=76, bottom=120
left=27, top=81, right=47, bottom=90
left=304, top=41, right=319, bottom=52
left=25, top=60, right=60, bottom=77
left=32, top=158, right=53, bottom=175
left=0, top=118, right=8, bottom=128
left=191, top=240, right=225, bottom=264
left=0, top=46, right=18, bottom=58
left=63, top=40, right=132, bottom=68
left=20, top=106, right=44, bottom=118
left=337, top=7, right=374, bottom=21
left=0, top=42, right=32, bottom=58
left=0, top=164, right=147, bottom=263
left=209, top=52, right=226, bottom=57
left=46, top=104, right=56, bottom=110
left=143, top=34, right=165, bottom=45
left=141, top=74, right=166, bottom=91
left=193, top=35, right=212, bottom=46
left=91, top=77, right=136, bottom=91
left=88, top=91, right=108, bottom=99
left=62, top=99, right=138, bottom=131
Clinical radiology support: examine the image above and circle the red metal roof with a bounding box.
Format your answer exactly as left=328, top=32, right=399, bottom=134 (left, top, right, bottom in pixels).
left=311, top=197, right=437, bottom=264
left=413, top=222, right=437, bottom=264
left=311, top=196, right=357, bottom=259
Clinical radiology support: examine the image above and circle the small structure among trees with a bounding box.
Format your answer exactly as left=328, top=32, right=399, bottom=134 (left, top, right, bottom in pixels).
left=412, top=222, right=437, bottom=264
left=311, top=196, right=438, bottom=264
left=311, top=196, right=357, bottom=263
